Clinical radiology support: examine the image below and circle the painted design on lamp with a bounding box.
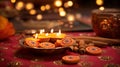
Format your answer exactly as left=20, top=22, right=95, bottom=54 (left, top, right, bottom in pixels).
left=100, top=19, right=111, bottom=30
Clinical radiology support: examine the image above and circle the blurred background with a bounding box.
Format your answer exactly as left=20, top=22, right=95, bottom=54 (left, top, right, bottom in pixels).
left=0, top=0, right=120, bottom=32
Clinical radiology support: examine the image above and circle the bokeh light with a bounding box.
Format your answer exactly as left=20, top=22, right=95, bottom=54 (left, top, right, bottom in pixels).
left=36, top=14, right=43, bottom=20
left=99, top=6, right=105, bottom=11
left=96, top=0, right=103, bottom=6
left=59, top=11, right=66, bottom=17
left=29, top=9, right=36, bottom=15
left=67, top=1, right=73, bottom=7
left=45, top=4, right=51, bottom=10
left=25, top=3, right=34, bottom=10
left=67, top=14, right=75, bottom=22
left=11, top=0, right=16, bottom=3
left=40, top=5, right=46, bottom=11
left=58, top=7, right=64, bottom=12
left=54, top=0, right=62, bottom=7
left=15, top=1, right=24, bottom=10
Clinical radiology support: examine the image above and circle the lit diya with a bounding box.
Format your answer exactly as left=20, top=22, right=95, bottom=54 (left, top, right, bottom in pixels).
left=33, top=33, right=50, bottom=42
left=49, top=33, right=66, bottom=42
left=49, top=29, right=66, bottom=42
left=53, top=29, right=66, bottom=39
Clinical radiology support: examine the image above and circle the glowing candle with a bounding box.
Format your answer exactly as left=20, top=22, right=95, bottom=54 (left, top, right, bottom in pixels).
left=42, top=29, right=45, bottom=33
left=45, top=33, right=49, bottom=36
left=40, top=30, right=43, bottom=34
left=58, top=29, right=61, bottom=35
left=39, top=29, right=45, bottom=34
left=34, top=31, right=50, bottom=42
left=56, top=30, right=61, bottom=37
left=56, top=29, right=66, bottom=38
left=50, top=29, right=66, bottom=42
left=49, top=29, right=56, bottom=38
left=51, top=29, right=54, bottom=33
left=35, top=33, right=38, bottom=39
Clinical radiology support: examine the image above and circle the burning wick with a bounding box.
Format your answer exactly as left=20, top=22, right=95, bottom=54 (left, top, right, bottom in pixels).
left=40, top=29, right=45, bottom=34
left=58, top=29, right=61, bottom=34
left=45, top=33, right=49, bottom=36
left=35, top=33, right=38, bottom=39
left=57, top=29, right=61, bottom=36
left=51, top=29, right=54, bottom=33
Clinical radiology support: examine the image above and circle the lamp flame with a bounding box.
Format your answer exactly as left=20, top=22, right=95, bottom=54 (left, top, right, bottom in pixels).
left=40, top=29, right=45, bottom=34
left=51, top=29, right=54, bottom=33
left=35, top=33, right=38, bottom=39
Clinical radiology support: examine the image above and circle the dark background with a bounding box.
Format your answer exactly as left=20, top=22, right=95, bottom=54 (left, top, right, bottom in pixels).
left=0, top=0, right=120, bottom=32
left=14, top=0, right=120, bottom=8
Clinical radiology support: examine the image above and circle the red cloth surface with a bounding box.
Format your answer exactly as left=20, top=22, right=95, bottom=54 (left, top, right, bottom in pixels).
left=0, top=32, right=120, bottom=67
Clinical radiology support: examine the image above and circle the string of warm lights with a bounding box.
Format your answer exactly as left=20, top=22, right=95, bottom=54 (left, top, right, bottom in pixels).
left=11, top=0, right=74, bottom=21
left=10, top=0, right=105, bottom=29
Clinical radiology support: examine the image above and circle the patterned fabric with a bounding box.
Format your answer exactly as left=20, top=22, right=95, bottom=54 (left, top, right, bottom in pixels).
left=0, top=33, right=120, bottom=67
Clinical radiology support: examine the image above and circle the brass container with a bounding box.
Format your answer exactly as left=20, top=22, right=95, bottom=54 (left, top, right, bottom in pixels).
left=92, top=9, right=120, bottom=39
